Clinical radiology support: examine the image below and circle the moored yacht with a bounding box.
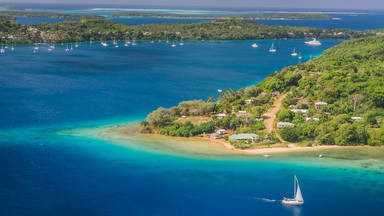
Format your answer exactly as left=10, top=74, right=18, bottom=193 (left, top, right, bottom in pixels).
left=305, top=38, right=322, bottom=45
left=251, top=43, right=258, bottom=48
left=291, top=47, right=298, bottom=56
left=269, top=42, right=276, bottom=52
left=0, top=45, right=5, bottom=53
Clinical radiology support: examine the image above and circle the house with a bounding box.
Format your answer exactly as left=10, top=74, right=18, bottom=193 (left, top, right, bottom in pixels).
left=306, top=117, right=319, bottom=122
left=277, top=122, right=295, bottom=129
left=315, top=102, right=328, bottom=109
left=245, top=99, right=253, bottom=105
left=351, top=117, right=362, bottom=122
left=216, top=113, right=227, bottom=119
left=229, top=134, right=259, bottom=143
left=290, top=109, right=308, bottom=114
left=238, top=111, right=247, bottom=115
left=271, top=91, right=280, bottom=97
left=211, top=133, right=221, bottom=139
left=216, top=129, right=226, bottom=135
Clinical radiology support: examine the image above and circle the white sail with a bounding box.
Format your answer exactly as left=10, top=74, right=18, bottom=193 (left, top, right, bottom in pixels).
left=294, top=175, right=304, bottom=202
left=295, top=183, right=304, bottom=202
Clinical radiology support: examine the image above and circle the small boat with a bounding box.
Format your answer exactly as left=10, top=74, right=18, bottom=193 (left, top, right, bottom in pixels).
left=0, top=45, right=5, bottom=53
left=150, top=40, right=155, bottom=44
left=251, top=43, right=258, bottom=48
left=113, top=39, right=117, bottom=45
left=65, top=44, right=70, bottom=52
left=11, top=43, right=15, bottom=51
left=319, top=154, right=323, bottom=158
left=34, top=43, right=39, bottom=50
left=70, top=43, right=73, bottom=50
left=124, top=43, right=128, bottom=47
left=298, top=53, right=302, bottom=59
left=48, top=47, right=52, bottom=51
left=75, top=42, right=79, bottom=48
left=90, top=39, right=93, bottom=44
left=305, top=38, right=322, bottom=45
left=179, top=39, right=184, bottom=46
left=263, top=154, right=271, bottom=158
left=269, top=42, right=276, bottom=52
left=282, top=175, right=304, bottom=205
left=132, top=39, right=137, bottom=46
left=218, top=89, right=222, bottom=93
left=101, top=42, right=109, bottom=47
left=115, top=44, right=119, bottom=48
left=171, top=41, right=176, bottom=47
left=291, top=47, right=298, bottom=56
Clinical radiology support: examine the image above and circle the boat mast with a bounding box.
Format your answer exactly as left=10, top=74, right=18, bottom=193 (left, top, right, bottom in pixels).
left=294, top=175, right=297, bottom=198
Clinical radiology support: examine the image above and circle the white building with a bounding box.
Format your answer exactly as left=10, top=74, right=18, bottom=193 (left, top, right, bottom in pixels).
left=277, top=122, right=295, bottom=129
left=245, top=99, right=253, bottom=105
left=216, top=113, right=227, bottom=119
left=315, top=102, right=328, bottom=109
left=229, top=134, right=259, bottom=143
left=216, top=129, right=226, bottom=135
left=290, top=109, right=308, bottom=114
left=351, top=117, right=362, bottom=122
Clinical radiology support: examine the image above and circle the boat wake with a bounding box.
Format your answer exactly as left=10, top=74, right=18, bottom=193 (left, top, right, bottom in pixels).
left=251, top=197, right=277, bottom=203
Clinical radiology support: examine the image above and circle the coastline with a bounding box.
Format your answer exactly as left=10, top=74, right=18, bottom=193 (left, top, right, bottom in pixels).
left=92, top=123, right=363, bottom=156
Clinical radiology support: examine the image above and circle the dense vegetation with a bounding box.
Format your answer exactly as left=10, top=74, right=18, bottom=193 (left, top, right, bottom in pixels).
left=109, top=12, right=332, bottom=20
left=141, top=35, right=384, bottom=147
left=2, top=18, right=381, bottom=44
left=0, top=11, right=106, bottom=20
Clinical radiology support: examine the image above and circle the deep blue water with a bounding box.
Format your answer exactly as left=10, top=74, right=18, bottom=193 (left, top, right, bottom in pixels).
left=1, top=39, right=383, bottom=216
left=0, top=40, right=339, bottom=128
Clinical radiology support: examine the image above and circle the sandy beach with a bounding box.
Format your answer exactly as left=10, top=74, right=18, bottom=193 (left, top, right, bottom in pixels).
left=93, top=123, right=348, bottom=156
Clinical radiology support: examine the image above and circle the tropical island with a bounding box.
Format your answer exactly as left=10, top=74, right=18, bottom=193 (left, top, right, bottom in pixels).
left=138, top=35, right=384, bottom=150
left=108, top=12, right=333, bottom=20
left=1, top=18, right=383, bottom=44
left=0, top=11, right=106, bottom=20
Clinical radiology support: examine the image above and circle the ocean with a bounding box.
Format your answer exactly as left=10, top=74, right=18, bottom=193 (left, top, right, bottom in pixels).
left=0, top=4, right=383, bottom=216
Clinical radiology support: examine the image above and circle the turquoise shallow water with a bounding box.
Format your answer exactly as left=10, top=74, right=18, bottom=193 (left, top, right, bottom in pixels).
left=1, top=40, right=383, bottom=215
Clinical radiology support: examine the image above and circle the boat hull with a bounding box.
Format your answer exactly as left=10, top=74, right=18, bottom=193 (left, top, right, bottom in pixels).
left=282, top=199, right=304, bottom=205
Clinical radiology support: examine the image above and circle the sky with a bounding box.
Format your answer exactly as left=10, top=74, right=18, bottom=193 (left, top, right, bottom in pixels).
left=1, top=0, right=384, bottom=10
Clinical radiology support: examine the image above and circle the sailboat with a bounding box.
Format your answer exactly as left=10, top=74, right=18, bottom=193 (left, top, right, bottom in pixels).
left=291, top=47, right=298, bottom=56
left=0, top=44, right=5, bottom=53
left=65, top=44, right=70, bottom=52
left=75, top=41, right=79, bottom=48
left=179, top=39, right=184, bottom=46
left=269, top=42, right=276, bottom=52
left=132, top=39, right=137, bottom=46
left=282, top=175, right=304, bottom=205
left=171, top=40, right=176, bottom=47
left=298, top=53, right=302, bottom=59
left=11, top=43, right=15, bottom=51
left=251, top=42, right=258, bottom=48
left=70, top=43, right=73, bottom=50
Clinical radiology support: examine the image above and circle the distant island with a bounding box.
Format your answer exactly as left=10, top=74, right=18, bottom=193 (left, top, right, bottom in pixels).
left=0, top=6, right=24, bottom=10
left=140, top=36, right=384, bottom=148
left=108, top=12, right=333, bottom=20
left=1, top=18, right=383, bottom=44
left=0, top=11, right=106, bottom=20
